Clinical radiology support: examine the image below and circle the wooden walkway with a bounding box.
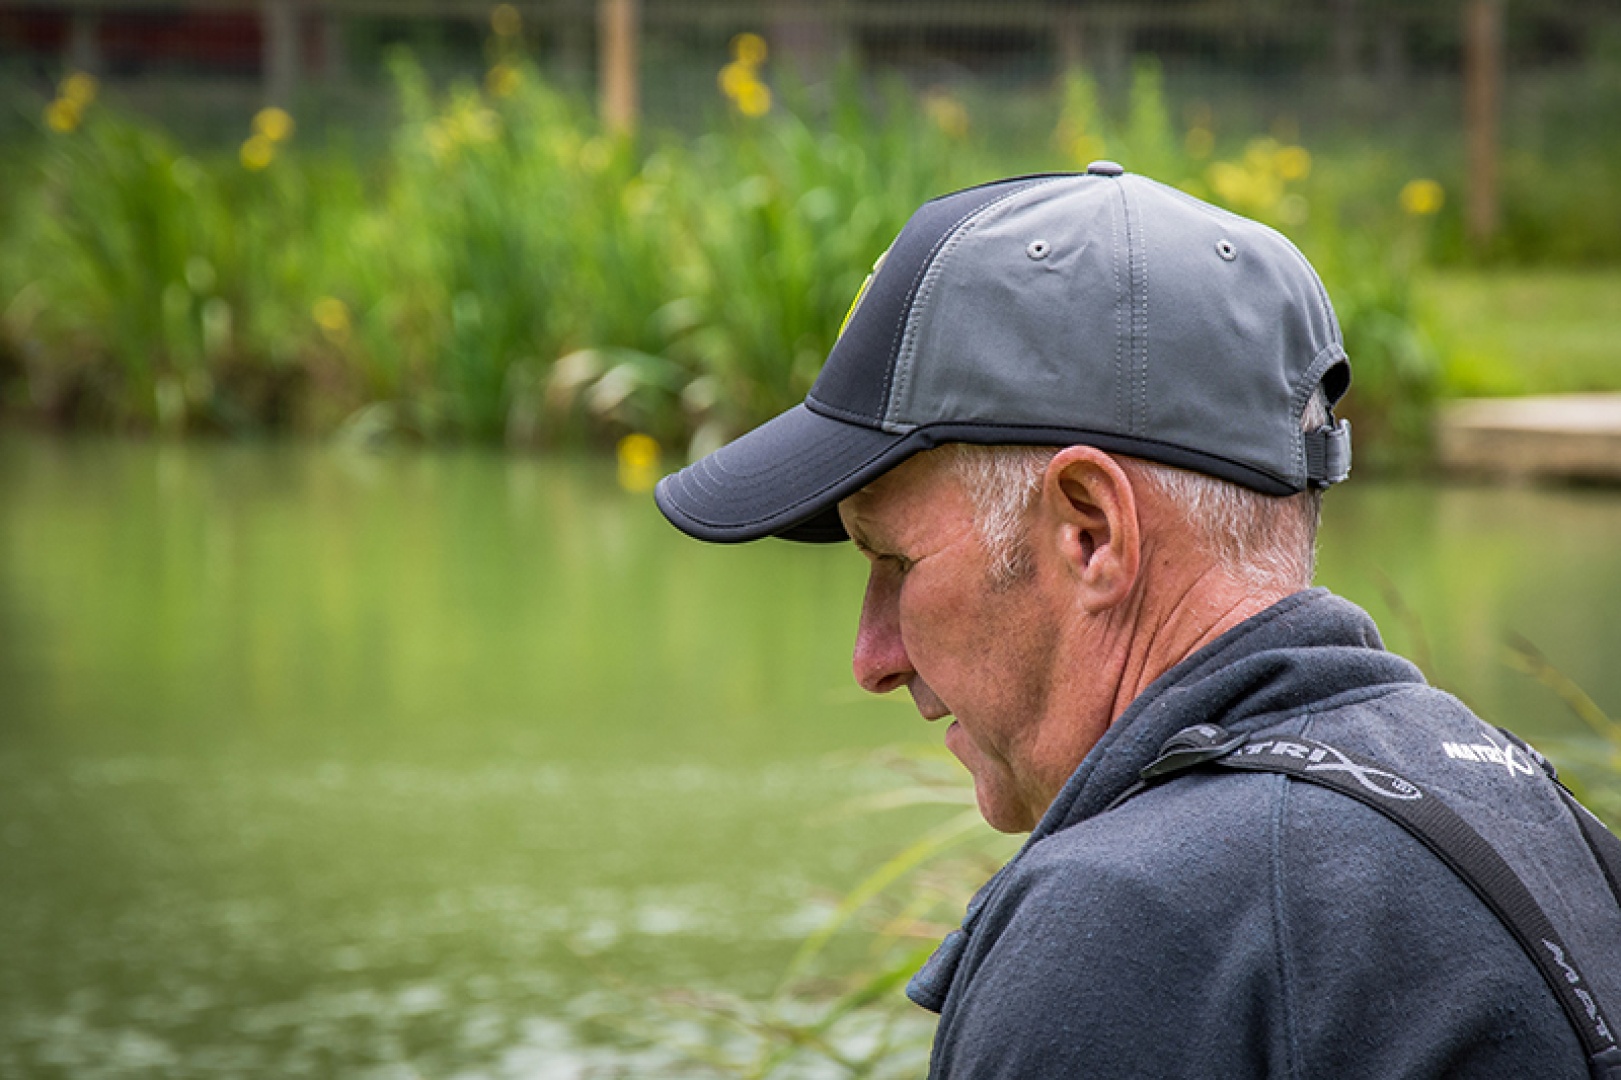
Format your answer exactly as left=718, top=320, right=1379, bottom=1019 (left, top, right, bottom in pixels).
left=1437, top=393, right=1621, bottom=483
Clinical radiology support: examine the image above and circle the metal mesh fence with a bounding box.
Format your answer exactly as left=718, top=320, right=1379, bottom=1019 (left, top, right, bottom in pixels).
left=2, top=2, right=1617, bottom=135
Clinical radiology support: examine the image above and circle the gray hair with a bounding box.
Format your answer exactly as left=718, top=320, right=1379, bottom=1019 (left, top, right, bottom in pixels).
left=942, top=392, right=1330, bottom=591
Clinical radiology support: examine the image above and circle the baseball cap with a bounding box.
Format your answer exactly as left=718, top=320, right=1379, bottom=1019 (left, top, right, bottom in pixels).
left=656, top=163, right=1352, bottom=544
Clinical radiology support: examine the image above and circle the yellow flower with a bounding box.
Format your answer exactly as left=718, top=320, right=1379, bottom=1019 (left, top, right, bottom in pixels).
left=1184, top=126, right=1215, bottom=160
left=312, top=296, right=351, bottom=340
left=1400, top=178, right=1445, bottom=216
left=617, top=433, right=661, bottom=493
left=731, top=32, right=768, bottom=65
left=491, top=3, right=522, bottom=38
left=1207, top=161, right=1256, bottom=208
left=718, top=57, right=771, bottom=117
left=735, top=81, right=772, bottom=118
left=486, top=62, right=522, bottom=98
left=240, top=134, right=275, bottom=170
left=924, top=94, right=970, bottom=140
left=60, top=72, right=97, bottom=107
left=718, top=60, right=755, bottom=99
left=1275, top=146, right=1312, bottom=182
left=1243, top=137, right=1280, bottom=174
left=44, top=98, right=81, bottom=133
left=253, top=107, right=295, bottom=143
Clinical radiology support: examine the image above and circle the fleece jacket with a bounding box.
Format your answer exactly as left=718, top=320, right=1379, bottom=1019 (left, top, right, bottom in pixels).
left=907, top=588, right=1621, bottom=1079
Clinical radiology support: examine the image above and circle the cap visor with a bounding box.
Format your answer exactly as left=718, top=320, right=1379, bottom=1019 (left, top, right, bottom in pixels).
left=655, top=403, right=906, bottom=543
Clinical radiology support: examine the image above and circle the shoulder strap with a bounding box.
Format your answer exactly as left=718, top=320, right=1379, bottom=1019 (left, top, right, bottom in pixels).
left=1563, top=789, right=1621, bottom=911
left=1138, top=724, right=1621, bottom=1080
left=1492, top=726, right=1621, bottom=914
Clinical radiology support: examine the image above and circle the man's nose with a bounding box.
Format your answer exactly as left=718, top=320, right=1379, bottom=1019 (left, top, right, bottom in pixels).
left=852, top=570, right=912, bottom=695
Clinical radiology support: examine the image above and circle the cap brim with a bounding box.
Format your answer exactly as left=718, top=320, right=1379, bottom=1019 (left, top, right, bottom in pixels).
left=655, top=403, right=913, bottom=543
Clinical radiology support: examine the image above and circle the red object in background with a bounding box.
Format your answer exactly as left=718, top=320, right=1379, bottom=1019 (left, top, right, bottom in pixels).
left=103, top=12, right=263, bottom=72
left=0, top=7, right=264, bottom=74
left=0, top=9, right=70, bottom=51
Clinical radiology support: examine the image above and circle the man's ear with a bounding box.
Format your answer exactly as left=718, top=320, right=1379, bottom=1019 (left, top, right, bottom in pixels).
left=1038, top=446, right=1141, bottom=613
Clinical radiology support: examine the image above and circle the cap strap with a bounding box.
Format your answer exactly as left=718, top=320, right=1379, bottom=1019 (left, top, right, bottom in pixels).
left=1304, top=418, right=1352, bottom=487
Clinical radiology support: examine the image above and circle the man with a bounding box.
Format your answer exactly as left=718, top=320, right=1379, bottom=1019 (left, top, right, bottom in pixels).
left=656, top=165, right=1621, bottom=1077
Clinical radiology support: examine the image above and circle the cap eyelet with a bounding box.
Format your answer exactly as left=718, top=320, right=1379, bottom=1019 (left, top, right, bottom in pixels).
left=1026, top=239, right=1050, bottom=261
left=1216, top=239, right=1238, bottom=261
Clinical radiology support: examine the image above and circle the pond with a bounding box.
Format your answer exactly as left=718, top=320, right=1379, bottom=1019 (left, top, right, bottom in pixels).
left=2, top=434, right=1619, bottom=1077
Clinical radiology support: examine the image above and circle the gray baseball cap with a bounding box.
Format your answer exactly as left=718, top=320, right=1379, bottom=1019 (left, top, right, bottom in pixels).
left=656, top=164, right=1352, bottom=544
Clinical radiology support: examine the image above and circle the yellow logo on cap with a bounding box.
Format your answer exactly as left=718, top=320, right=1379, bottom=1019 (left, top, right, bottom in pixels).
left=838, top=248, right=890, bottom=341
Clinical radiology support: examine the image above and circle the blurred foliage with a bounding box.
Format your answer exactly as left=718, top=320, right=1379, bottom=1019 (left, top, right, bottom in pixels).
left=0, top=49, right=1505, bottom=467
left=1422, top=270, right=1621, bottom=398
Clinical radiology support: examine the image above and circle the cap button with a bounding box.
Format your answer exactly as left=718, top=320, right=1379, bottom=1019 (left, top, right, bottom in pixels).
left=1086, top=160, right=1125, bottom=177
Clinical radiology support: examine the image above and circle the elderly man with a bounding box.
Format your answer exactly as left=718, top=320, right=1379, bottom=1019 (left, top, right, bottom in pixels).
left=656, top=166, right=1621, bottom=1078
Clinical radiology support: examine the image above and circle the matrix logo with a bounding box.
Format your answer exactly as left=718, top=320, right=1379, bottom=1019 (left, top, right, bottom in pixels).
left=1441, top=736, right=1536, bottom=778
left=1240, top=739, right=1423, bottom=800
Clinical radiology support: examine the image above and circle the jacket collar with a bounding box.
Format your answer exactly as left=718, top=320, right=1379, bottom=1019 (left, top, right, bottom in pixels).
left=907, top=588, right=1424, bottom=1012
left=1030, top=587, right=1417, bottom=841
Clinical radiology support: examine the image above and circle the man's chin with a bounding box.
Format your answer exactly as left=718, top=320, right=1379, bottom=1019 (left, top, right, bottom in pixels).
left=973, top=786, right=1036, bottom=834
left=946, top=725, right=1035, bottom=833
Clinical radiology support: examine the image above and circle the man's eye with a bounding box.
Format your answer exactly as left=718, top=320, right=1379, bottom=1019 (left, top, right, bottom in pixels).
left=880, top=553, right=915, bottom=575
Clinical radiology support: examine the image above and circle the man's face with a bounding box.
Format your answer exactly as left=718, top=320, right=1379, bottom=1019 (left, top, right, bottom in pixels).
left=839, top=454, right=1072, bottom=833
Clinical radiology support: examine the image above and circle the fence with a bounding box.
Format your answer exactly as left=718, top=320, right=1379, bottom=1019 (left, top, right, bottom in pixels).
left=3, top=0, right=1619, bottom=245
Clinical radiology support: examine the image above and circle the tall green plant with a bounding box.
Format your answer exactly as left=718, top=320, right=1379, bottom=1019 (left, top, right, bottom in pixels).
left=0, top=53, right=1447, bottom=465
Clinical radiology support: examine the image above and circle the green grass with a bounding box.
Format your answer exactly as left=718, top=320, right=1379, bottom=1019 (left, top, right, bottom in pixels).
left=1424, top=270, right=1621, bottom=398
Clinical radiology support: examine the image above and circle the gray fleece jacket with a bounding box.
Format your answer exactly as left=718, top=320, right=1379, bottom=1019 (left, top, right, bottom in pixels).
left=908, top=589, right=1621, bottom=1079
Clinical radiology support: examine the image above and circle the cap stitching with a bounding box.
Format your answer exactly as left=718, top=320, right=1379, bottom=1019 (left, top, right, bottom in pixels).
left=1110, top=181, right=1128, bottom=435
left=664, top=415, right=1305, bottom=535
left=878, top=185, right=1038, bottom=424
left=667, top=439, right=902, bottom=529
left=885, top=177, right=1069, bottom=429
left=806, top=391, right=914, bottom=432
left=1131, top=182, right=1150, bottom=435
left=1274, top=233, right=1342, bottom=348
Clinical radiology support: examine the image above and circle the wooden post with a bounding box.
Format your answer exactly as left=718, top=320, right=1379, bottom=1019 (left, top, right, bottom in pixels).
left=598, top=0, right=638, bottom=134
left=262, top=0, right=300, bottom=107
left=1464, top=0, right=1503, bottom=248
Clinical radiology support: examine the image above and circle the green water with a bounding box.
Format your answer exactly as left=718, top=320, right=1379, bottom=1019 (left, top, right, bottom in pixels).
left=2, top=435, right=1619, bottom=1077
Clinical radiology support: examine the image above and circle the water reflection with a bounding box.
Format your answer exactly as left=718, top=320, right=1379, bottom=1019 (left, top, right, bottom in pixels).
left=1, top=436, right=1617, bottom=1075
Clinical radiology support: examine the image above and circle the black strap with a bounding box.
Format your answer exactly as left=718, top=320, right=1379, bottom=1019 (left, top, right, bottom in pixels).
left=1303, top=418, right=1352, bottom=487
left=1564, top=790, right=1621, bottom=913
left=1493, top=726, right=1621, bottom=915
left=1138, top=724, right=1621, bottom=1080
